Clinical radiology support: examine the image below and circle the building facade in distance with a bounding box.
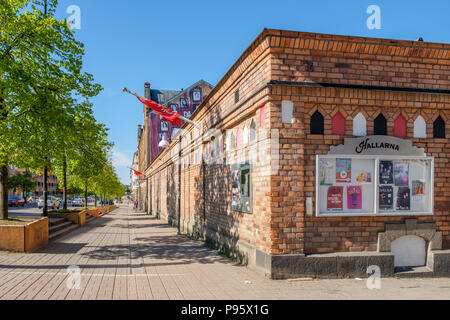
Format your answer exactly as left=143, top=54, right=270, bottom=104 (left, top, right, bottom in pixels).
left=135, top=81, right=213, bottom=212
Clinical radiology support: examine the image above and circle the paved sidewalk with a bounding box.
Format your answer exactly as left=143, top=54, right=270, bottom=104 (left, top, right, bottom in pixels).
left=0, top=204, right=449, bottom=300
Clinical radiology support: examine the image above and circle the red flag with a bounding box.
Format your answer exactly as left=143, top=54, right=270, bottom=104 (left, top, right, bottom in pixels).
left=129, top=167, right=143, bottom=176
left=137, top=97, right=182, bottom=127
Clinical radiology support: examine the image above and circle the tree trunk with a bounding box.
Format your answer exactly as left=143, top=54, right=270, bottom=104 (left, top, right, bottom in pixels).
left=0, top=163, right=8, bottom=220
left=63, top=156, right=67, bottom=210
left=94, top=193, right=97, bottom=208
left=84, top=181, right=88, bottom=209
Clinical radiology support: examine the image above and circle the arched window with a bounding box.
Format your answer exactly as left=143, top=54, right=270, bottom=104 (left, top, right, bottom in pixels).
left=231, top=132, right=235, bottom=149
left=260, top=105, right=265, bottom=127
left=414, top=116, right=426, bottom=138
left=353, top=112, right=367, bottom=136
left=250, top=120, right=256, bottom=141
left=236, top=129, right=242, bottom=148
left=310, top=110, right=324, bottom=134
left=374, top=114, right=387, bottom=135
left=332, top=111, right=345, bottom=135
left=433, top=116, right=445, bottom=138
left=243, top=126, right=248, bottom=145
left=394, top=114, right=407, bottom=138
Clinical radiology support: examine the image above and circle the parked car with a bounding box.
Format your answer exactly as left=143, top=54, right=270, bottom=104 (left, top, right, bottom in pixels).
left=8, top=196, right=25, bottom=207
left=37, top=196, right=61, bottom=210
left=71, top=197, right=85, bottom=207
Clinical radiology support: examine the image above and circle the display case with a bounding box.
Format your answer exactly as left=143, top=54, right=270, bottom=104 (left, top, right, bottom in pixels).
left=231, top=162, right=251, bottom=213
left=315, top=136, right=434, bottom=217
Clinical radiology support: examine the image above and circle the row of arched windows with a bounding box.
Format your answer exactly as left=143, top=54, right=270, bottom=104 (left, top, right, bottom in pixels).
left=311, top=110, right=446, bottom=139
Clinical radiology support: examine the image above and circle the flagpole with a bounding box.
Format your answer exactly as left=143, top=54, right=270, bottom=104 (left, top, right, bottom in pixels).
left=122, top=87, right=201, bottom=129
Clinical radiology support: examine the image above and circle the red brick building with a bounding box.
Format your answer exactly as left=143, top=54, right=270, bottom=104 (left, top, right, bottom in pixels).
left=143, top=29, right=450, bottom=278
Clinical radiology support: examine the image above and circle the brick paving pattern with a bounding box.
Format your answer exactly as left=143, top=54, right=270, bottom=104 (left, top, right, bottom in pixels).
left=0, top=204, right=449, bottom=300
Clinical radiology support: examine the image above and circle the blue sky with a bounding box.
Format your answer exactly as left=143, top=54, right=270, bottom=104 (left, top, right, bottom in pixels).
left=53, top=0, right=450, bottom=185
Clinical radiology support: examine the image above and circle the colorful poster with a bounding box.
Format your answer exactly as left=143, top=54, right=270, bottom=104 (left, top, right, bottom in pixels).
left=394, top=162, right=409, bottom=186
left=356, top=172, right=372, bottom=183
left=347, top=186, right=362, bottom=210
left=396, top=187, right=411, bottom=210
left=335, top=159, right=351, bottom=183
left=319, top=160, right=334, bottom=185
left=412, top=180, right=426, bottom=205
left=327, top=186, right=344, bottom=210
left=412, top=180, right=426, bottom=196
left=379, top=161, right=393, bottom=184
left=379, top=186, right=393, bottom=210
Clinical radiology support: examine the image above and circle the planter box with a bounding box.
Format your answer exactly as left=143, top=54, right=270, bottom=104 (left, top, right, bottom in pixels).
left=48, top=211, right=86, bottom=226
left=86, top=208, right=100, bottom=218
left=0, top=217, right=49, bottom=253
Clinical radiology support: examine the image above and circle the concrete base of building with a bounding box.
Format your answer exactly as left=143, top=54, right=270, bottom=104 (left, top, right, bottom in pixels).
left=162, top=215, right=450, bottom=279
left=249, top=247, right=450, bottom=279
left=201, top=224, right=450, bottom=279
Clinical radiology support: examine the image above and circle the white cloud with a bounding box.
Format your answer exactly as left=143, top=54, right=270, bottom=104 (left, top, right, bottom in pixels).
left=110, top=149, right=133, bottom=185
left=110, top=149, right=132, bottom=168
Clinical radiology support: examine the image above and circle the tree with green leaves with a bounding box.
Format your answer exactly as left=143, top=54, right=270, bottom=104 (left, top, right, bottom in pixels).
left=8, top=171, right=36, bottom=202
left=91, top=160, right=125, bottom=207
left=0, top=0, right=102, bottom=219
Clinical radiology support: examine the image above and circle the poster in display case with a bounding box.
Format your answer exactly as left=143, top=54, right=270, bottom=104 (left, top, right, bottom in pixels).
left=396, top=187, right=411, bottom=210
left=327, top=186, right=344, bottom=210
left=319, top=160, right=334, bottom=185
left=394, top=162, right=409, bottom=186
left=379, top=186, right=393, bottom=210
left=347, top=186, right=362, bottom=210
left=336, top=159, right=352, bottom=183
left=379, top=160, right=393, bottom=184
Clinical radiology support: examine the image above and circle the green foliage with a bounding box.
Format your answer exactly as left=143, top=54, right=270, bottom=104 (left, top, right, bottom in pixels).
left=0, top=0, right=121, bottom=219
left=0, top=0, right=102, bottom=169
left=8, top=170, right=35, bottom=193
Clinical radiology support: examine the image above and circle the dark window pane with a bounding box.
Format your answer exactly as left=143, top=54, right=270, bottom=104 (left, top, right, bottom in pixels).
left=311, top=111, right=324, bottom=135
left=250, top=120, right=256, bottom=141
left=433, top=116, right=445, bottom=138
left=374, top=114, right=387, bottom=135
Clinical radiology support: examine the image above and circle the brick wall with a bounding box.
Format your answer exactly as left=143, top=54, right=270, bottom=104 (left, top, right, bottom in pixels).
left=270, top=85, right=450, bottom=254
left=144, top=29, right=450, bottom=260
